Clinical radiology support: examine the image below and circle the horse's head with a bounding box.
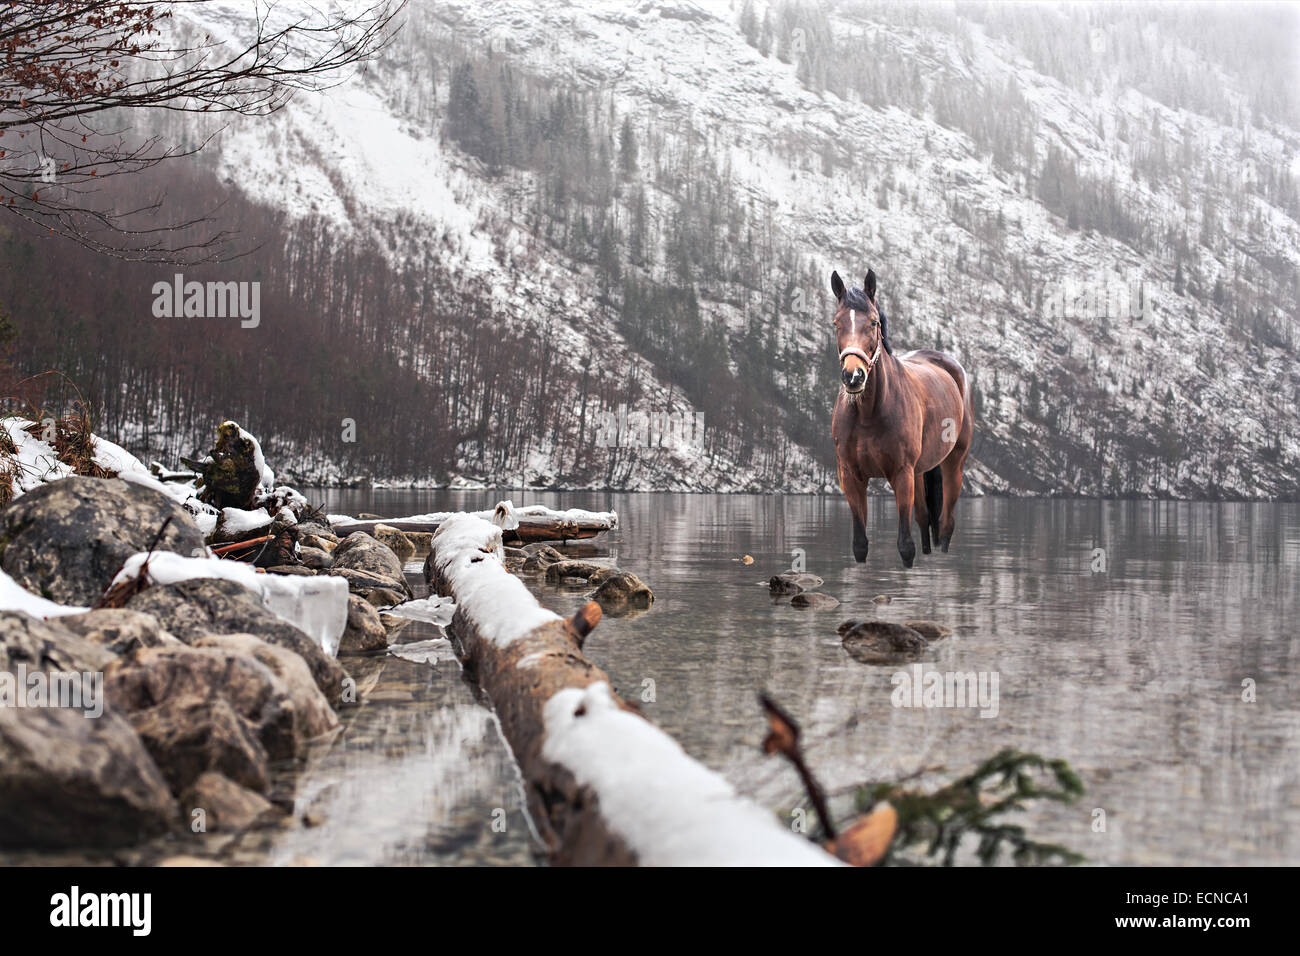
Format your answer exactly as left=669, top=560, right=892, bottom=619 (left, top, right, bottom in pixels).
left=830, top=268, right=884, bottom=394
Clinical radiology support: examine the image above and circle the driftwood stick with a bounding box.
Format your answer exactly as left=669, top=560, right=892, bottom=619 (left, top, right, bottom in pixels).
left=759, top=692, right=837, bottom=840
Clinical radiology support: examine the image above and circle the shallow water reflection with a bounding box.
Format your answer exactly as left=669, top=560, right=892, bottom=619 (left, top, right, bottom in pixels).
left=316, top=490, right=1299, bottom=866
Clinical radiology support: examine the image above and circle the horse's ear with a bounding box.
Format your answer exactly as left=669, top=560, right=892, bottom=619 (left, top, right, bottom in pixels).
left=865, top=269, right=877, bottom=302
left=830, top=270, right=845, bottom=302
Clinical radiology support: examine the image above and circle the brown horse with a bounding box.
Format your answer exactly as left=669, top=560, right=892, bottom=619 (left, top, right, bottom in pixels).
left=830, top=269, right=973, bottom=568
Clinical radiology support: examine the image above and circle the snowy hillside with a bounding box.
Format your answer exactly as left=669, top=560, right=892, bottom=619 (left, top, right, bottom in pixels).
left=163, top=0, right=1299, bottom=497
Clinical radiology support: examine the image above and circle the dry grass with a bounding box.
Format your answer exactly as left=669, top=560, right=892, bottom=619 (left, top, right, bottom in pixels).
left=20, top=402, right=116, bottom=479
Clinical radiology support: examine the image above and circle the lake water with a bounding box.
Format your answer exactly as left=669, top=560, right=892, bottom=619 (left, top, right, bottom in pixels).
left=13, top=492, right=1291, bottom=866
left=262, top=491, right=1298, bottom=867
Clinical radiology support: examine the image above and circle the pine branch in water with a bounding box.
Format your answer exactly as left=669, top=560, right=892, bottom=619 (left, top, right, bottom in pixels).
left=854, top=749, right=1086, bottom=867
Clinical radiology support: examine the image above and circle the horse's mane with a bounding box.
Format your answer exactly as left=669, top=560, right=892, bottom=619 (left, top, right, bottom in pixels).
left=842, top=287, right=894, bottom=355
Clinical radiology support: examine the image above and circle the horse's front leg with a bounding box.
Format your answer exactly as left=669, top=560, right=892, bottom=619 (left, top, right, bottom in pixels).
left=852, top=511, right=868, bottom=563
left=841, top=473, right=868, bottom=563
left=891, top=469, right=916, bottom=569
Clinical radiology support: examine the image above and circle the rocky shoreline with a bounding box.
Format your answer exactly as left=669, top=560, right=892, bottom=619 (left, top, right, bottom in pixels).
left=0, top=419, right=418, bottom=854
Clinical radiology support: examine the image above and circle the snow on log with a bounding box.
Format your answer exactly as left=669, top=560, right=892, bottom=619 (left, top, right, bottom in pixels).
left=334, top=503, right=617, bottom=544
left=426, top=514, right=838, bottom=866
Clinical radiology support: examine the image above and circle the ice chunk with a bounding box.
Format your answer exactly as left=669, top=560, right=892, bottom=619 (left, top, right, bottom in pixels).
left=387, top=638, right=456, bottom=665
left=379, top=594, right=456, bottom=626
left=112, top=552, right=347, bottom=656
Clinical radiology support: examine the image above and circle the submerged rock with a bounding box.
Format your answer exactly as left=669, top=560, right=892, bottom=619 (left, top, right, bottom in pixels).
left=592, top=570, right=654, bottom=610
left=339, top=595, right=387, bottom=656
left=768, top=570, right=824, bottom=595
left=125, top=578, right=348, bottom=709
left=904, top=620, right=952, bottom=642
left=180, top=772, right=282, bottom=833
left=0, top=704, right=175, bottom=849
left=544, top=560, right=605, bottom=584
left=840, top=620, right=928, bottom=665
left=0, top=476, right=205, bottom=606
left=521, top=544, right=566, bottom=572
left=791, top=592, right=840, bottom=609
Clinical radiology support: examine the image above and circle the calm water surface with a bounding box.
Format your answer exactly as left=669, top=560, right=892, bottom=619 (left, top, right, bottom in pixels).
left=288, top=490, right=1299, bottom=867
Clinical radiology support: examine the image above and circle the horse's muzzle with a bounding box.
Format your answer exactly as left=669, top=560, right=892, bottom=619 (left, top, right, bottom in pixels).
left=842, top=365, right=866, bottom=393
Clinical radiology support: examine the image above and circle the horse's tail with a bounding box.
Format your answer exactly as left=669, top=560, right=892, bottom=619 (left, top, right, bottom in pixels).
left=924, top=466, right=942, bottom=540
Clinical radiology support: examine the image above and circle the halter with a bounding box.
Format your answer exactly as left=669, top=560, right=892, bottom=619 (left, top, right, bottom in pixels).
left=839, top=339, right=882, bottom=376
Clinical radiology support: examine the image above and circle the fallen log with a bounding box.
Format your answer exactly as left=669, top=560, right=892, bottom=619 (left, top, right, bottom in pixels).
left=335, top=504, right=617, bottom=545
left=425, top=514, right=837, bottom=866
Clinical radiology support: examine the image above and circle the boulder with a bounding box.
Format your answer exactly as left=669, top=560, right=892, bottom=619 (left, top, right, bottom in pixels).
left=296, top=520, right=337, bottom=541
left=331, top=532, right=411, bottom=597
left=266, top=565, right=315, bottom=576
left=403, top=531, right=432, bottom=551
left=125, top=578, right=348, bottom=708
left=592, top=570, right=654, bottom=610
left=840, top=620, right=928, bottom=665
left=371, top=524, right=415, bottom=564
left=105, top=643, right=296, bottom=761
left=300, top=532, right=337, bottom=553
left=0, top=704, right=175, bottom=849
left=57, top=608, right=178, bottom=655
left=127, top=694, right=269, bottom=793
left=194, top=633, right=339, bottom=740
left=300, top=546, right=333, bottom=570
left=0, top=476, right=206, bottom=606
left=180, top=772, right=282, bottom=833
left=327, top=566, right=404, bottom=594
left=0, top=611, right=117, bottom=675
left=362, top=586, right=405, bottom=608
left=339, top=595, right=387, bottom=656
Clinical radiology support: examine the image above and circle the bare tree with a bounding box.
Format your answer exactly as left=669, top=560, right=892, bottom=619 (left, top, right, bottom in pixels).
left=0, top=1, right=403, bottom=260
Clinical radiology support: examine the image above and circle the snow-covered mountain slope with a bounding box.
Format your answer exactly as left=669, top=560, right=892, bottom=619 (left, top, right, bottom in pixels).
left=178, top=0, right=1299, bottom=497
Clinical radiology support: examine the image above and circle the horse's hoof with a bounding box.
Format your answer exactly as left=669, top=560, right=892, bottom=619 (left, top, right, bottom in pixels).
left=854, top=552, right=867, bottom=564
left=921, top=544, right=932, bottom=555
left=940, top=539, right=951, bottom=553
